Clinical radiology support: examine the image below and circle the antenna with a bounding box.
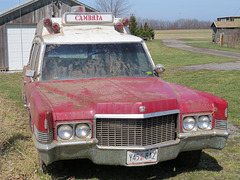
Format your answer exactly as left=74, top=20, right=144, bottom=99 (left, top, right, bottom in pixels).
left=233, top=7, right=240, bottom=17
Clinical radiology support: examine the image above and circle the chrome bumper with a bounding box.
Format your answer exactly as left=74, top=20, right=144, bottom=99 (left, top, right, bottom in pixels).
left=34, top=129, right=229, bottom=166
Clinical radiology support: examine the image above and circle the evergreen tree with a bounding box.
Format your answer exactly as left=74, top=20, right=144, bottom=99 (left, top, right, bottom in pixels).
left=138, top=25, right=144, bottom=38
left=129, top=15, right=139, bottom=36
left=129, top=15, right=155, bottom=40
left=143, top=22, right=155, bottom=40
left=149, top=27, right=155, bottom=40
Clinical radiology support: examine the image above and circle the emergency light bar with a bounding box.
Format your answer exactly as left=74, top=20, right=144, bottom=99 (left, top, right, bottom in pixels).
left=63, top=12, right=113, bottom=24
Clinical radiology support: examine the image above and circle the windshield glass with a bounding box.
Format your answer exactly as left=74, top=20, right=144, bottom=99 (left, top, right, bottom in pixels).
left=41, top=43, right=153, bottom=81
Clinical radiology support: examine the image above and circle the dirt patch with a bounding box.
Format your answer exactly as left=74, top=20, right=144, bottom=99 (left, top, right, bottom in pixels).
left=228, top=122, right=240, bottom=141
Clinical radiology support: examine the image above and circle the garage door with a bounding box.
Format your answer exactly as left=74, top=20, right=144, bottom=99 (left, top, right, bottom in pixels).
left=7, top=25, right=36, bottom=70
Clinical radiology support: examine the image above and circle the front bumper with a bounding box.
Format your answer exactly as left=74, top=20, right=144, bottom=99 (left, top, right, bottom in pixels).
left=34, top=129, right=229, bottom=166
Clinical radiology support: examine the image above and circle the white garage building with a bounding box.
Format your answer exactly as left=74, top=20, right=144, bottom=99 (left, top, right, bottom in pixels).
left=0, top=0, right=96, bottom=71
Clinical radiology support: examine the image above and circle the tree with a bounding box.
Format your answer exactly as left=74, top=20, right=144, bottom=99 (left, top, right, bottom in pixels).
left=144, top=22, right=154, bottom=40
left=129, top=15, right=155, bottom=40
left=129, top=14, right=139, bottom=36
left=94, top=0, right=131, bottom=17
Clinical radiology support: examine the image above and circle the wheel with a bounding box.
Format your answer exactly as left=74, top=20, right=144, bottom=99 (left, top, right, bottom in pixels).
left=38, top=153, right=48, bottom=173
left=174, top=150, right=202, bottom=167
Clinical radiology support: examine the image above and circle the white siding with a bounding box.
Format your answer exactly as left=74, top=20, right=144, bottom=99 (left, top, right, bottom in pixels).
left=7, top=25, right=36, bottom=70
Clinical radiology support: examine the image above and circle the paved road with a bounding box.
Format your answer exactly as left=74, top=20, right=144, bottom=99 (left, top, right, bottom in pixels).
left=161, top=39, right=240, bottom=70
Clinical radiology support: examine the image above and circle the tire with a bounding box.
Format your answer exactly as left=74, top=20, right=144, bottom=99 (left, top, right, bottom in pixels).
left=174, top=150, right=202, bottom=167
left=29, top=114, right=33, bottom=133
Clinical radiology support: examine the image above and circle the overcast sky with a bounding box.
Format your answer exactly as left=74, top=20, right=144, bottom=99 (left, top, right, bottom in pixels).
left=0, top=0, right=240, bottom=21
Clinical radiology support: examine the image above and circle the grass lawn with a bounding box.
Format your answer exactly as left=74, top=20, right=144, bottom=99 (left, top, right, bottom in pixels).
left=155, top=29, right=212, bottom=40
left=0, top=38, right=239, bottom=179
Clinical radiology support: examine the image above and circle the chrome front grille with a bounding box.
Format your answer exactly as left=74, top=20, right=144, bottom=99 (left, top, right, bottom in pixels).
left=34, top=125, right=53, bottom=143
left=96, top=113, right=178, bottom=147
left=215, top=119, right=228, bottom=130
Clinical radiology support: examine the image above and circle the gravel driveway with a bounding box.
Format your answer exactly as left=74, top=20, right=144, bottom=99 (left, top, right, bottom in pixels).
left=161, top=39, right=240, bottom=71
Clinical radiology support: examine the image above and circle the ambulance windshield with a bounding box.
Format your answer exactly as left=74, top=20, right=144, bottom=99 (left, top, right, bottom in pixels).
left=41, top=43, right=153, bottom=81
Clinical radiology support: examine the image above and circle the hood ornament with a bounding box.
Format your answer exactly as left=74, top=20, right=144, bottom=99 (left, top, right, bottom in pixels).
left=139, top=106, right=146, bottom=113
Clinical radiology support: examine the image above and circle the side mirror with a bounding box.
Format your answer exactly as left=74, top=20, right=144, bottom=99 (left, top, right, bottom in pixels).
left=154, top=64, right=165, bottom=74
left=25, top=69, right=35, bottom=77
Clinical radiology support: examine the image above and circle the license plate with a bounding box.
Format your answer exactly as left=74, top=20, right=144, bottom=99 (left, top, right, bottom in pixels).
left=127, top=149, right=158, bottom=165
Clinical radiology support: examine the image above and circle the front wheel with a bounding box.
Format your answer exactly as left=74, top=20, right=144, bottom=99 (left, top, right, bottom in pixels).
left=29, top=114, right=33, bottom=133
left=174, top=150, right=202, bottom=167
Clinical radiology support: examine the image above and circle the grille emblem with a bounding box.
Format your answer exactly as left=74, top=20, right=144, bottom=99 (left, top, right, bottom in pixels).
left=139, top=106, right=146, bottom=112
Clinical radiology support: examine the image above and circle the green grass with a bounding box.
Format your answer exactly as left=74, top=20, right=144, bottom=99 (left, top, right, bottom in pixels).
left=155, top=29, right=212, bottom=40
left=186, top=42, right=240, bottom=53
left=0, top=73, right=23, bottom=105
left=146, top=40, right=238, bottom=69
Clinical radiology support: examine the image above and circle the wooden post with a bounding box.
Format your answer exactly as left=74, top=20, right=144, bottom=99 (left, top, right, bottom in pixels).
left=220, top=33, right=224, bottom=46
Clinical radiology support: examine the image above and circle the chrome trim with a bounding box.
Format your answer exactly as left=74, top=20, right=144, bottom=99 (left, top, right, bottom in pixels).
left=94, top=109, right=180, bottom=119
left=178, top=129, right=229, bottom=139
left=97, top=140, right=180, bottom=150
left=215, top=119, right=228, bottom=130
left=93, top=109, right=180, bottom=150
left=93, top=109, right=180, bottom=139
left=33, top=134, right=98, bottom=151
left=34, top=125, right=53, bottom=143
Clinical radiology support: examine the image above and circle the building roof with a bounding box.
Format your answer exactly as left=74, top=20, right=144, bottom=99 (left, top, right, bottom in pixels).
left=211, top=21, right=240, bottom=28
left=0, top=0, right=97, bottom=18
left=217, top=16, right=240, bottom=20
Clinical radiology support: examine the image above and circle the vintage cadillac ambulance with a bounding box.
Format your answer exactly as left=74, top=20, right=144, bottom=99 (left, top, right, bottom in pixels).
left=22, top=7, right=229, bottom=172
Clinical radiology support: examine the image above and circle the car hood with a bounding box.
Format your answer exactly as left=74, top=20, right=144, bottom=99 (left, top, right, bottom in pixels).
left=37, top=77, right=213, bottom=120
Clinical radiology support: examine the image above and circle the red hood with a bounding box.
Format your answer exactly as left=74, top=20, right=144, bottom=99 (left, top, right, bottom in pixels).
left=37, top=77, right=213, bottom=120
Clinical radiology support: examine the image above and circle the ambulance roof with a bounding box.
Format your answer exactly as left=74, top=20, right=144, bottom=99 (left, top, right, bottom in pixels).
left=35, top=12, right=142, bottom=44
left=42, top=25, right=142, bottom=44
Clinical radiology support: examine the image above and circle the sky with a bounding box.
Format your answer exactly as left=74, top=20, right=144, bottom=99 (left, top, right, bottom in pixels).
left=0, top=0, right=240, bottom=22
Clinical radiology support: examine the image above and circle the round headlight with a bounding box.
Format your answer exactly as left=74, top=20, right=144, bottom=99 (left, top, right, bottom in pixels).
left=58, top=125, right=73, bottom=140
left=75, top=124, right=91, bottom=139
left=198, top=116, right=210, bottom=129
left=183, top=117, right=196, bottom=131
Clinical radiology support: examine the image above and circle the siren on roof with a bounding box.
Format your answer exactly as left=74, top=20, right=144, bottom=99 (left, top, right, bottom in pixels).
left=71, top=6, right=86, bottom=12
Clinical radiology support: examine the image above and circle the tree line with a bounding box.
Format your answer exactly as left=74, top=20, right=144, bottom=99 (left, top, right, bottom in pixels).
left=136, top=17, right=212, bottom=30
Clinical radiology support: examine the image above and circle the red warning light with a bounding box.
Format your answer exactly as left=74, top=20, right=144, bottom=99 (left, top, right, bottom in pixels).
left=122, top=17, right=130, bottom=26
left=115, top=22, right=124, bottom=32
left=44, top=18, right=52, bottom=26
left=52, top=23, right=60, bottom=33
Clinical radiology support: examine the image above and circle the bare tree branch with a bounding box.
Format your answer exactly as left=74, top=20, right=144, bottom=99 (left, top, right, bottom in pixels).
left=95, top=0, right=131, bottom=17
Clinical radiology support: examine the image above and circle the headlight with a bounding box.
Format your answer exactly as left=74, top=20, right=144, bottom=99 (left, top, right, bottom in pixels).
left=58, top=125, right=73, bottom=140
left=183, top=117, right=196, bottom=131
left=75, top=124, right=91, bottom=139
left=198, top=116, right=210, bottom=129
